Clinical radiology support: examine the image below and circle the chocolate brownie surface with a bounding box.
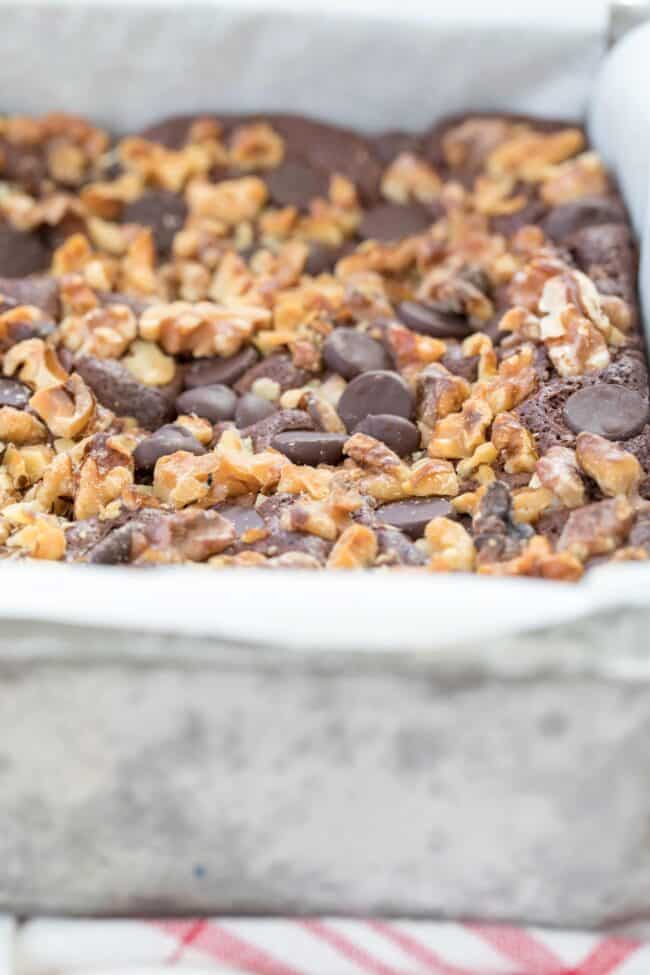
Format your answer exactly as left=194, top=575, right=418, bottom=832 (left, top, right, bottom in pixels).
left=0, top=108, right=644, bottom=578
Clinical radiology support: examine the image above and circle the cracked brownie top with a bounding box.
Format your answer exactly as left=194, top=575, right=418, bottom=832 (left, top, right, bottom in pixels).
left=0, top=108, right=645, bottom=578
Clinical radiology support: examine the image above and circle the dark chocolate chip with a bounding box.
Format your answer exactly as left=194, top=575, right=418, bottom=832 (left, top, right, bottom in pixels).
left=235, top=393, right=276, bottom=428
left=122, top=190, right=188, bottom=256
left=305, top=241, right=352, bottom=276
left=215, top=502, right=265, bottom=537
left=133, top=423, right=206, bottom=475
left=272, top=115, right=382, bottom=203
left=563, top=384, right=649, bottom=440
left=338, top=370, right=414, bottom=431
left=397, top=300, right=472, bottom=339
left=87, top=524, right=134, bottom=565
left=567, top=222, right=636, bottom=302
left=0, top=276, right=59, bottom=318
left=0, top=378, right=30, bottom=409
left=0, top=223, right=48, bottom=277
left=184, top=347, right=259, bottom=389
left=440, top=350, right=480, bottom=383
left=175, top=384, right=237, bottom=423
left=542, top=196, right=625, bottom=242
left=377, top=499, right=454, bottom=540
left=137, top=114, right=196, bottom=149
left=354, top=414, right=420, bottom=457
left=371, top=131, right=422, bottom=164
left=359, top=203, right=431, bottom=242
left=322, top=328, right=390, bottom=379
left=271, top=430, right=347, bottom=466
left=75, top=355, right=178, bottom=430
left=240, top=408, right=314, bottom=450
left=490, top=197, right=547, bottom=237
left=265, top=160, right=330, bottom=210
left=234, top=353, right=309, bottom=395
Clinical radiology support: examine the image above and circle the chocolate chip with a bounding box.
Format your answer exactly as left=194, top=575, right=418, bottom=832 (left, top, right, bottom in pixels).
left=235, top=393, right=276, bottom=428
left=215, top=502, right=265, bottom=537
left=176, top=384, right=237, bottom=423
left=305, top=241, right=352, bottom=276
left=137, top=114, right=196, bottom=149
left=234, top=353, right=309, bottom=395
left=338, top=370, right=414, bottom=432
left=0, top=378, right=30, bottom=409
left=240, top=408, right=314, bottom=450
left=322, top=328, right=390, bottom=379
left=371, top=131, right=422, bottom=164
left=265, top=160, right=330, bottom=210
left=0, top=223, right=48, bottom=277
left=273, top=115, right=382, bottom=203
left=122, top=190, right=188, bottom=256
left=87, top=523, right=134, bottom=565
left=490, top=197, right=547, bottom=237
left=75, top=354, right=178, bottom=430
left=440, top=349, right=480, bottom=383
left=567, top=223, right=636, bottom=302
left=359, top=203, right=431, bottom=242
left=542, top=196, right=625, bottom=242
left=133, top=423, right=206, bottom=475
left=0, top=276, right=59, bottom=318
left=397, top=300, right=472, bottom=339
left=563, top=384, right=649, bottom=440
left=271, top=430, right=347, bottom=465
left=184, top=347, right=259, bottom=389
left=354, top=414, right=420, bottom=457
left=377, top=499, right=454, bottom=539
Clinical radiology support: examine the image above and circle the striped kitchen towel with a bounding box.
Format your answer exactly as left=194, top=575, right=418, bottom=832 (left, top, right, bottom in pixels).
left=4, top=917, right=647, bottom=975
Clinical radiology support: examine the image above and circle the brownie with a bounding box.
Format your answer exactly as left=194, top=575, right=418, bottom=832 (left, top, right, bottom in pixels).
left=0, top=108, right=645, bottom=579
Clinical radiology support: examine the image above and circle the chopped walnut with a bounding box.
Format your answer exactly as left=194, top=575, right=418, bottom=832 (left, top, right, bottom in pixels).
left=80, top=172, right=143, bottom=218
left=511, top=486, right=554, bottom=524
left=74, top=455, right=133, bottom=520
left=381, top=153, right=441, bottom=204
left=122, top=339, right=176, bottom=386
left=59, top=304, right=137, bottom=358
left=3, top=338, right=68, bottom=390
left=417, top=363, right=471, bottom=441
left=425, top=517, right=476, bottom=572
left=326, top=523, right=378, bottom=569
left=405, top=457, right=459, bottom=497
left=558, top=496, right=634, bottom=561
left=491, top=412, right=537, bottom=473
left=486, top=127, right=585, bottom=182
left=229, top=123, right=284, bottom=170
left=540, top=152, right=609, bottom=206
left=428, top=394, right=493, bottom=459
left=277, top=463, right=333, bottom=500
left=119, top=136, right=224, bottom=192
left=4, top=444, right=54, bottom=489
left=0, top=407, right=47, bottom=445
left=139, top=300, right=270, bottom=357
left=187, top=177, right=268, bottom=224
left=5, top=509, right=66, bottom=560
left=535, top=446, right=585, bottom=508
left=385, top=323, right=446, bottom=378
left=479, top=534, right=583, bottom=580
left=30, top=373, right=95, bottom=438
left=575, top=432, right=642, bottom=498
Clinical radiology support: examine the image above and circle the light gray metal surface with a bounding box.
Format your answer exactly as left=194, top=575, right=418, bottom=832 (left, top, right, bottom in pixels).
left=1, top=613, right=650, bottom=927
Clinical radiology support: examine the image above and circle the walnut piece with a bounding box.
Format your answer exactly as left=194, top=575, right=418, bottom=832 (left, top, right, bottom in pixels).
left=30, top=373, right=95, bottom=438
left=0, top=407, right=47, bottom=445
left=139, top=300, right=270, bottom=357
left=576, top=432, right=642, bottom=498
left=122, top=339, right=176, bottom=386
left=535, top=446, right=585, bottom=508
left=326, top=524, right=378, bottom=569
left=425, top=517, right=476, bottom=572
left=4, top=338, right=69, bottom=391
left=491, top=412, right=537, bottom=474
left=558, top=497, right=634, bottom=561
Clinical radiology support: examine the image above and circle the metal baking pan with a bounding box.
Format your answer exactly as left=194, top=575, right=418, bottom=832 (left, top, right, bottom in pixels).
left=1, top=1, right=650, bottom=929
